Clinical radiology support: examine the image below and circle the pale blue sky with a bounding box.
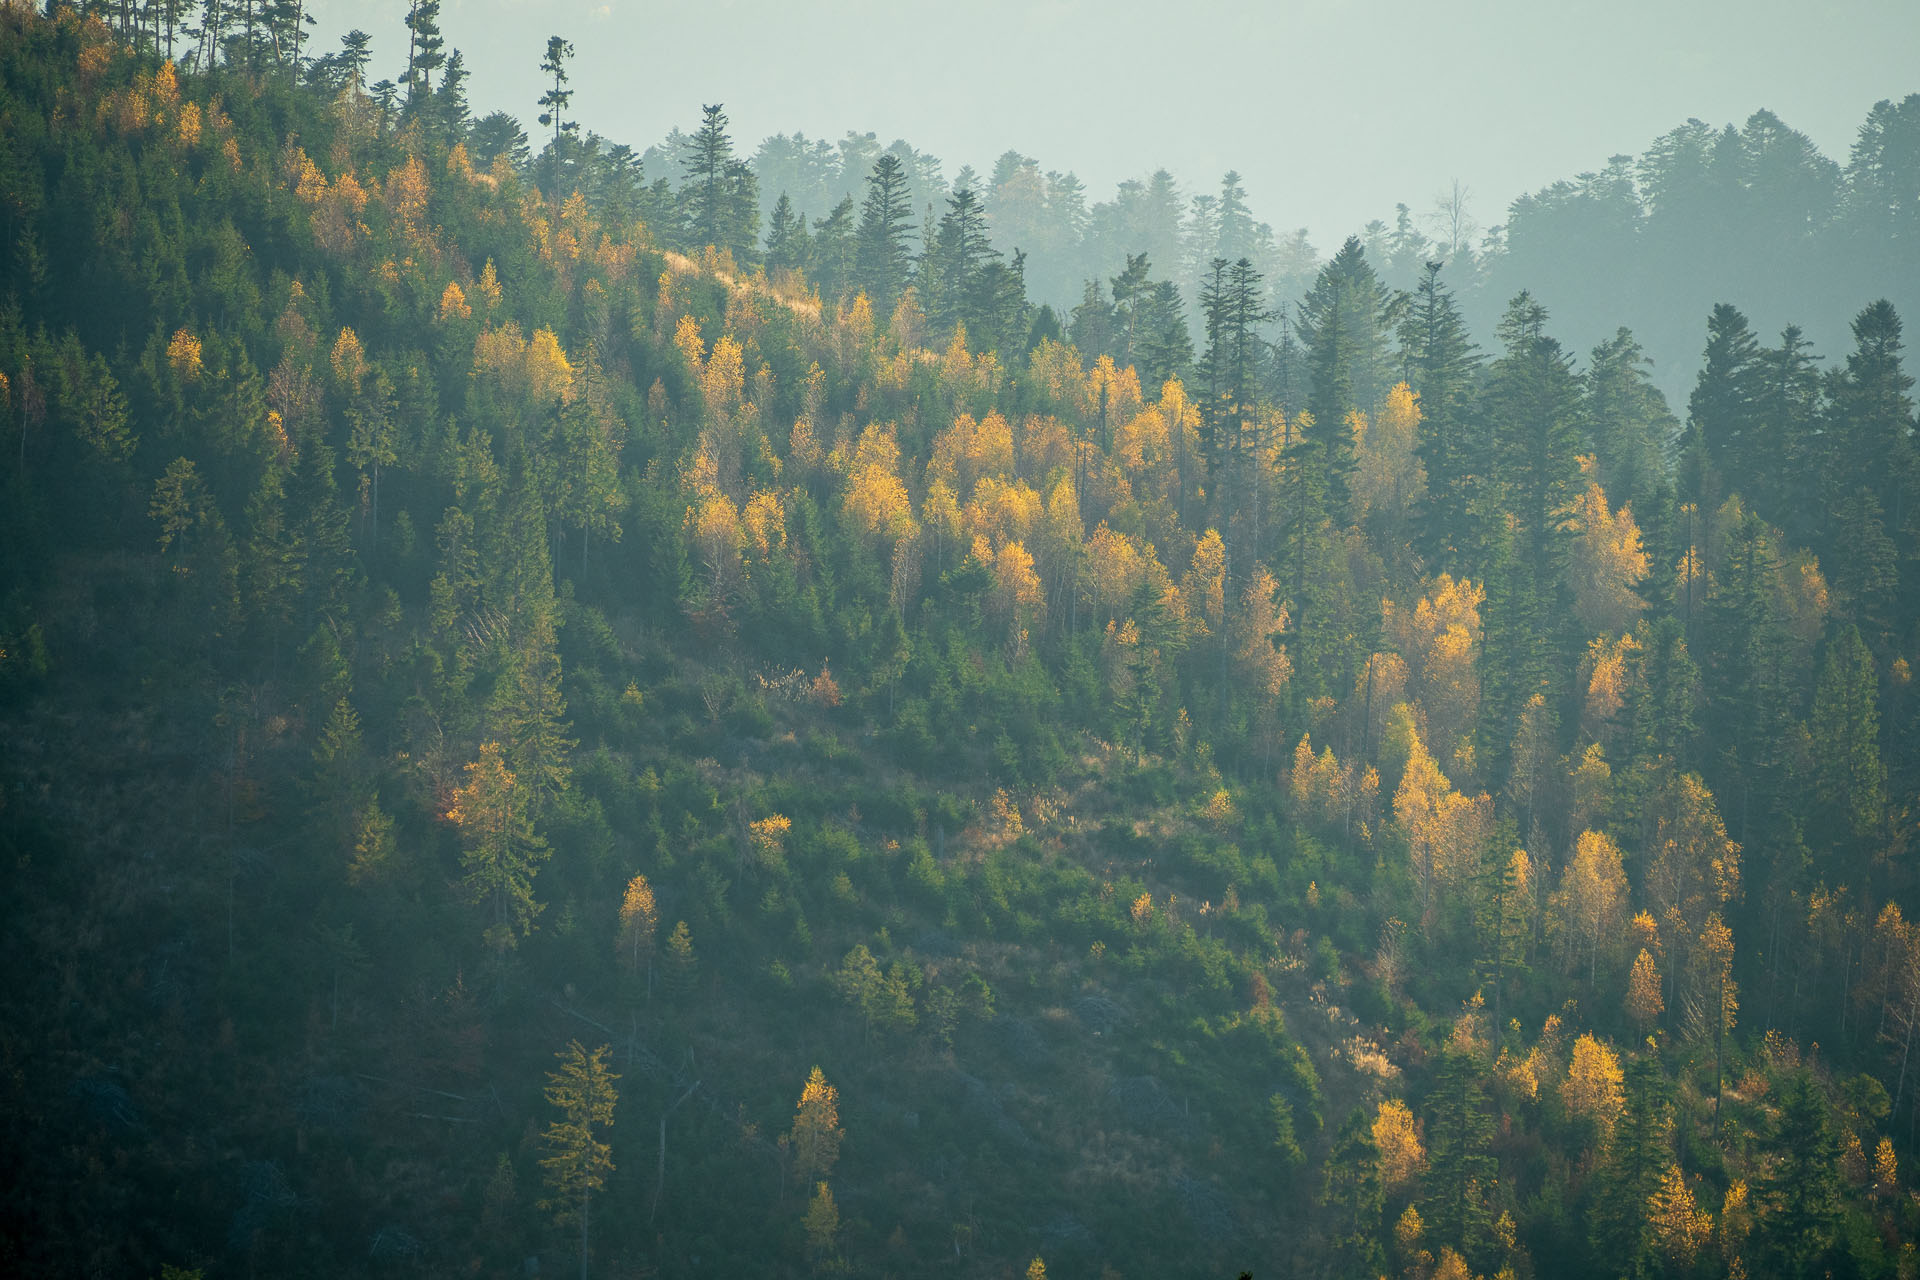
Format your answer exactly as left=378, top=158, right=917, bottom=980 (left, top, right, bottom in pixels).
left=306, top=0, right=1920, bottom=251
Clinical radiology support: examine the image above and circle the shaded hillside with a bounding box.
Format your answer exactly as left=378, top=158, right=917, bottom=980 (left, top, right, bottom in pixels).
left=1, top=10, right=1918, bottom=1280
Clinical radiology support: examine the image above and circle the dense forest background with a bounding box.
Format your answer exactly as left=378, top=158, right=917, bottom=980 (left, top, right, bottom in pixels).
left=2, top=4, right=1919, bottom=1279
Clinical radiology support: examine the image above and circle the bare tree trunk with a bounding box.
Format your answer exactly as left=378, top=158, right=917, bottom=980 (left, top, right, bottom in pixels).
left=649, top=1081, right=700, bottom=1226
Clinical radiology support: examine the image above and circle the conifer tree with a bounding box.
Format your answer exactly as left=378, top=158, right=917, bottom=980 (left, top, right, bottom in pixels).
left=1588, top=1054, right=1670, bottom=1271
left=1809, top=624, right=1886, bottom=848
left=1323, top=1108, right=1387, bottom=1280
left=1420, top=1050, right=1497, bottom=1269
left=448, top=741, right=550, bottom=950
left=855, top=154, right=915, bottom=314
left=402, top=0, right=444, bottom=114
left=539, top=1040, right=618, bottom=1280
left=1298, top=236, right=1395, bottom=512
left=1400, top=260, right=1481, bottom=565
left=1690, top=303, right=1763, bottom=491
left=1759, top=1070, right=1843, bottom=1274
left=536, top=36, right=577, bottom=191
left=789, top=1066, right=843, bottom=1185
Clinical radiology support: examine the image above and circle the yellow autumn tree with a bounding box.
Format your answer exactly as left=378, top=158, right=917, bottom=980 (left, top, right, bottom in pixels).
left=1180, top=530, right=1227, bottom=638
left=843, top=429, right=917, bottom=550
left=1568, top=469, right=1650, bottom=636
left=750, top=814, right=792, bottom=874
left=437, top=280, right=472, bottom=321
left=168, top=327, right=204, bottom=382
left=328, top=326, right=364, bottom=392
left=1394, top=716, right=1492, bottom=926
left=1551, top=829, right=1628, bottom=984
left=447, top=742, right=549, bottom=951
left=1384, top=574, right=1484, bottom=761
left=691, top=487, right=744, bottom=603
left=1580, top=633, right=1640, bottom=745
left=617, top=872, right=659, bottom=979
left=1233, top=567, right=1293, bottom=697
left=789, top=1066, right=843, bottom=1185
left=1647, top=1164, right=1713, bottom=1269
left=1374, top=1098, right=1427, bottom=1196
left=1647, top=774, right=1741, bottom=1009
left=1350, top=381, right=1427, bottom=543
left=1625, top=948, right=1664, bottom=1031
left=1561, top=1033, right=1626, bottom=1147
left=992, top=540, right=1046, bottom=639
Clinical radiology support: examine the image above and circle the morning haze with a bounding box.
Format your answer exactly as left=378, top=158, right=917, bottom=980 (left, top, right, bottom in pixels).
left=309, top=0, right=1920, bottom=251
left=7, top=1, right=1920, bottom=1276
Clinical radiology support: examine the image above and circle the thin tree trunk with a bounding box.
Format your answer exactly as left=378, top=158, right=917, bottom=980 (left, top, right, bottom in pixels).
left=649, top=1081, right=700, bottom=1226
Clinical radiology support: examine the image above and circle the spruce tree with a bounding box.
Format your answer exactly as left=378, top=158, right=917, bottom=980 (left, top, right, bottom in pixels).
left=1689, top=303, right=1763, bottom=494
left=854, top=154, right=915, bottom=314
left=1297, top=236, right=1395, bottom=514
left=1759, top=1070, right=1844, bottom=1275
left=1323, top=1108, right=1387, bottom=1280
left=535, top=36, right=577, bottom=194
left=1400, top=260, right=1481, bottom=568
left=1587, top=1055, right=1671, bottom=1274
left=539, top=1041, right=618, bottom=1280
left=1420, top=1049, right=1497, bottom=1270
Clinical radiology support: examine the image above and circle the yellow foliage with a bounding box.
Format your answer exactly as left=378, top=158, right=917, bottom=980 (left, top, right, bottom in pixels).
left=167, top=328, right=203, bottom=383
left=743, top=489, right=786, bottom=559
left=1552, top=829, right=1628, bottom=978
left=964, top=475, right=1044, bottom=548
left=1394, top=1203, right=1427, bottom=1265
left=993, top=540, right=1045, bottom=625
left=175, top=100, right=202, bottom=149
left=692, top=489, right=743, bottom=591
left=992, top=789, right=1026, bottom=839
left=1350, top=381, right=1427, bottom=530
left=1086, top=354, right=1144, bottom=426
left=1562, top=1033, right=1626, bottom=1145
left=294, top=152, right=329, bottom=205
left=929, top=410, right=1015, bottom=490
left=790, top=1066, right=843, bottom=1183
left=844, top=459, right=916, bottom=547
left=1182, top=530, right=1227, bottom=636
left=1626, top=948, right=1664, bottom=1029
left=1200, top=788, right=1238, bottom=830
left=477, top=259, right=502, bottom=311
left=1648, top=1165, right=1714, bottom=1268
left=673, top=313, right=706, bottom=376
left=750, top=815, right=792, bottom=870
left=1374, top=1098, right=1427, bottom=1195
left=701, top=334, right=746, bottom=415
left=1394, top=717, right=1492, bottom=918
left=1130, top=892, right=1154, bottom=928
left=523, top=328, right=574, bottom=405
left=1569, top=477, right=1649, bottom=636
left=1234, top=567, right=1293, bottom=701
left=1648, top=774, right=1741, bottom=952
left=438, top=280, right=472, bottom=322
left=1384, top=573, right=1484, bottom=754
left=385, top=154, right=430, bottom=230
left=617, top=873, right=658, bottom=973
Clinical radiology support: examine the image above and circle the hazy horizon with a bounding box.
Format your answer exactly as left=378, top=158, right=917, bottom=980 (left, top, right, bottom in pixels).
left=307, top=0, right=1920, bottom=255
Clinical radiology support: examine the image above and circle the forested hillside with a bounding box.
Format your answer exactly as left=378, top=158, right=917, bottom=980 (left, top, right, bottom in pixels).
left=732, top=88, right=1920, bottom=408
left=2, top=7, right=1919, bottom=1280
